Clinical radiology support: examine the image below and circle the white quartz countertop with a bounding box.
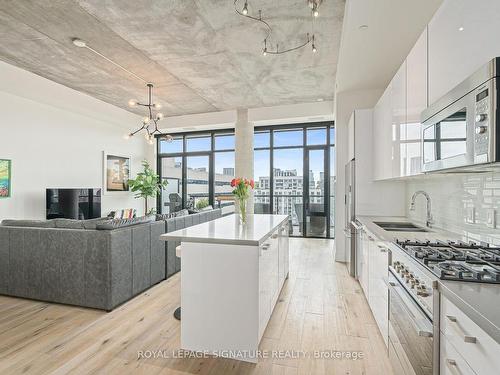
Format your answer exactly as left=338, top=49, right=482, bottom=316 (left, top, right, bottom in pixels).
left=159, top=214, right=289, bottom=246
left=357, top=215, right=500, bottom=344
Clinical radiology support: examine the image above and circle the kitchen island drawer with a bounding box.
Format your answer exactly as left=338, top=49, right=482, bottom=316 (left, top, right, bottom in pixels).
left=440, top=333, right=476, bottom=375
left=440, top=295, right=500, bottom=375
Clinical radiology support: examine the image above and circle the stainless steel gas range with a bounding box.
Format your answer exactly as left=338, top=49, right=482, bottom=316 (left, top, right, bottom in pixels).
left=388, top=239, right=500, bottom=375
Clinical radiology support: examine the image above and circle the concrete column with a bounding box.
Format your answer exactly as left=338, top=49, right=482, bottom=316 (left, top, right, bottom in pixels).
left=234, top=108, right=254, bottom=214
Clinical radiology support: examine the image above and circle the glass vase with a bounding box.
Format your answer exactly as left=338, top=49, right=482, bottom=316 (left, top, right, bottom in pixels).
left=238, top=198, right=247, bottom=225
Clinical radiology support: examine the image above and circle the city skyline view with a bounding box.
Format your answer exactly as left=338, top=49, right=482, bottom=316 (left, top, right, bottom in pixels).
left=159, top=126, right=335, bottom=237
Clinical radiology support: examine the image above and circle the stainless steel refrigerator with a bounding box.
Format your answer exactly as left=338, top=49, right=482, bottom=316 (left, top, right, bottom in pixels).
left=344, top=159, right=356, bottom=277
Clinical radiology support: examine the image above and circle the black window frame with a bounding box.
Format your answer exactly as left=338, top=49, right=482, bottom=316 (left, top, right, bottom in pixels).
left=156, top=121, right=335, bottom=238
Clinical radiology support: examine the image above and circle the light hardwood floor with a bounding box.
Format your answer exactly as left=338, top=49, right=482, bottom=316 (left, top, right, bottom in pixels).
left=0, top=238, right=393, bottom=375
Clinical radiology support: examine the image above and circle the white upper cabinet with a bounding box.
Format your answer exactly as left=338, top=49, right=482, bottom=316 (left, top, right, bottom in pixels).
left=404, top=28, right=427, bottom=176
left=373, top=85, right=393, bottom=180
left=428, top=0, right=500, bottom=104
left=391, top=62, right=407, bottom=178
left=373, top=61, right=406, bottom=181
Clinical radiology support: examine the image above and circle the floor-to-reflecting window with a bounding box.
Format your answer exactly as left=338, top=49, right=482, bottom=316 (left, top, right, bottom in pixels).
left=157, top=123, right=335, bottom=238
left=252, top=124, right=335, bottom=238
left=186, top=155, right=210, bottom=210
left=160, top=156, right=183, bottom=214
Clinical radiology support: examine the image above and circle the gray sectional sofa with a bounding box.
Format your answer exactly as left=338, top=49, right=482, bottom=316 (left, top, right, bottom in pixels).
left=0, top=209, right=221, bottom=311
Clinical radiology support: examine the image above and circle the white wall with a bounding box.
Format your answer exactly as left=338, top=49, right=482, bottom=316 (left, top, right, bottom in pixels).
left=0, top=61, right=151, bottom=220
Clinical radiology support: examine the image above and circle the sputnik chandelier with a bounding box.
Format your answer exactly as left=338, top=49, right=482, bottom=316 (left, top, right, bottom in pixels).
left=125, top=84, right=172, bottom=145
left=71, top=38, right=172, bottom=145
left=234, top=0, right=322, bottom=56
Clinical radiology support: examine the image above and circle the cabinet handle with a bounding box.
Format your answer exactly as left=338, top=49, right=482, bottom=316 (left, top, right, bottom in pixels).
left=446, top=315, right=477, bottom=344
left=445, top=359, right=462, bottom=375
left=378, top=245, right=388, bottom=252
left=418, top=330, right=433, bottom=338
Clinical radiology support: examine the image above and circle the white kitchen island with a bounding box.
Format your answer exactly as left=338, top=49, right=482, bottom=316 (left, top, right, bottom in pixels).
left=159, top=214, right=289, bottom=363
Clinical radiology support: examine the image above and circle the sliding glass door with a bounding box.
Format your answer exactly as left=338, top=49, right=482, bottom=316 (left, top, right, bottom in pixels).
left=304, top=147, right=328, bottom=238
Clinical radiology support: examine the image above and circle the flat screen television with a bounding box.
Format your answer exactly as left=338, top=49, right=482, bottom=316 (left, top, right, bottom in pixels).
left=46, top=188, right=101, bottom=220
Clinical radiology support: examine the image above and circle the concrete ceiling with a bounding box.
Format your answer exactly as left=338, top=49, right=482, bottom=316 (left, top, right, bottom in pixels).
left=0, top=0, right=344, bottom=117
left=335, top=0, right=442, bottom=93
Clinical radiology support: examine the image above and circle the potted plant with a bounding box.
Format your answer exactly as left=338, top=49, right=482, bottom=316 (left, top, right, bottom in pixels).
left=231, top=177, right=254, bottom=224
left=128, top=160, right=168, bottom=215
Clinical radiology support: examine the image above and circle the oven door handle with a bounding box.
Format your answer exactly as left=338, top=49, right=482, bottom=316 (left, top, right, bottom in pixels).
left=389, top=278, right=433, bottom=338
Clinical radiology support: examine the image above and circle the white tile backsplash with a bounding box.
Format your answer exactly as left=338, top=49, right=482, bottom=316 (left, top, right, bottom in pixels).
left=406, top=171, right=500, bottom=245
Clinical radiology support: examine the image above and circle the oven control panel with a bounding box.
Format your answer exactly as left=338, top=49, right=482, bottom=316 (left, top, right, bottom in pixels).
left=389, top=246, right=434, bottom=316
left=474, top=87, right=490, bottom=161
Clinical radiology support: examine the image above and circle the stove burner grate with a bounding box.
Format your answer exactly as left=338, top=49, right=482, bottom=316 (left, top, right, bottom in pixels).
left=396, top=239, right=500, bottom=284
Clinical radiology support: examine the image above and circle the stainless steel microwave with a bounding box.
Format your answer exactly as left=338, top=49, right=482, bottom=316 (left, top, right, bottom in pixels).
left=421, top=57, right=500, bottom=172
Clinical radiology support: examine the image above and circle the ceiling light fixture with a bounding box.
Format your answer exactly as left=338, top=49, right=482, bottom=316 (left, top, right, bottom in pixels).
left=71, top=38, right=173, bottom=144
left=459, top=26, right=464, bottom=31
left=359, top=24, right=368, bottom=30
left=125, top=84, right=172, bottom=145
left=312, top=35, right=317, bottom=53
left=308, top=0, right=322, bottom=17
left=72, top=38, right=87, bottom=48
left=234, top=1, right=319, bottom=56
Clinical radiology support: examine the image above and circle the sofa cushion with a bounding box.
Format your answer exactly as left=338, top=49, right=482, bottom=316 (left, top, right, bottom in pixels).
left=54, top=219, right=86, bottom=229
left=1, top=219, right=56, bottom=228
left=83, top=218, right=108, bottom=230
left=96, top=215, right=155, bottom=230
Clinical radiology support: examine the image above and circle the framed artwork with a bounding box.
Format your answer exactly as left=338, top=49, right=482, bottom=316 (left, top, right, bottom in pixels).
left=103, top=152, right=130, bottom=193
left=0, top=159, right=11, bottom=198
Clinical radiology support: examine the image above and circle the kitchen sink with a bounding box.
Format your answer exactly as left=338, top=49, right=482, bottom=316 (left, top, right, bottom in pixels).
left=373, top=221, right=430, bottom=232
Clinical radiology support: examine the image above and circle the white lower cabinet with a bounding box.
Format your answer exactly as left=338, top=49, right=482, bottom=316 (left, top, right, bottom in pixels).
left=440, top=295, right=500, bottom=375
left=358, top=230, right=369, bottom=296
left=368, top=236, right=389, bottom=346
left=358, top=224, right=389, bottom=347
left=440, top=334, right=477, bottom=375
left=258, top=225, right=289, bottom=341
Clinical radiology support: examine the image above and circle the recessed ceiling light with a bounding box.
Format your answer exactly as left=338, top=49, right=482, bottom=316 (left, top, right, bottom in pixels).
left=72, top=38, right=87, bottom=48
left=458, top=26, right=464, bottom=31
left=359, top=25, right=368, bottom=30
left=317, top=98, right=324, bottom=102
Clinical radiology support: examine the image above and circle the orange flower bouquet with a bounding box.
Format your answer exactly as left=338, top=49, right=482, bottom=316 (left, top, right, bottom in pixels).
left=231, top=177, right=255, bottom=224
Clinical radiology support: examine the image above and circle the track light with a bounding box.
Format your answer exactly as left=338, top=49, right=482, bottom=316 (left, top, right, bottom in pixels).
left=236, top=1, right=319, bottom=56
left=72, top=38, right=87, bottom=48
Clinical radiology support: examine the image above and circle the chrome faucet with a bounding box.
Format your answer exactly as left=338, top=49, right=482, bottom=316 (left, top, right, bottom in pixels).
left=410, top=191, right=434, bottom=228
